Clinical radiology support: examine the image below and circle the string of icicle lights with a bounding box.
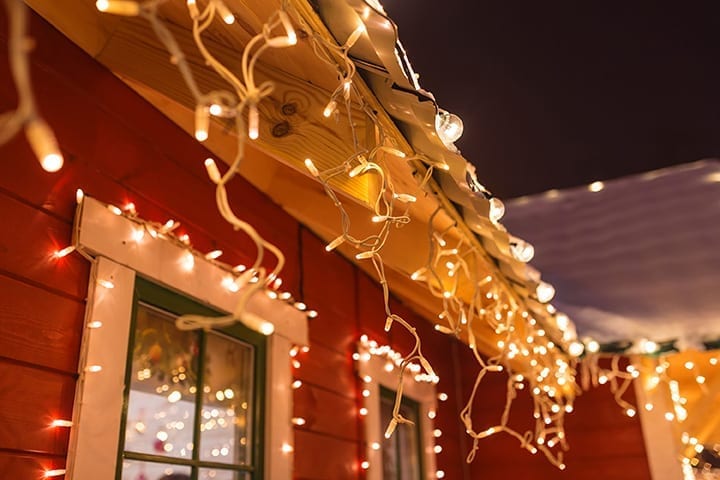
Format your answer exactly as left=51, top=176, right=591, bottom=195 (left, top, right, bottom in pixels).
left=93, top=0, right=582, bottom=470
left=296, top=6, right=580, bottom=470
left=582, top=346, right=720, bottom=474
left=0, top=0, right=64, bottom=172
left=96, top=0, right=298, bottom=331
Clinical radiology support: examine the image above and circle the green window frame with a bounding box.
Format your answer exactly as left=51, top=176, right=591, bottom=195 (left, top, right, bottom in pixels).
left=379, top=386, right=425, bottom=480
left=115, top=277, right=266, bottom=480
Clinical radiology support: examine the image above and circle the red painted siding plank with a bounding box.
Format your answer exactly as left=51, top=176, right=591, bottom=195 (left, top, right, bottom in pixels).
left=300, top=229, right=357, bottom=353
left=294, top=429, right=358, bottom=480
left=293, top=384, right=359, bottom=442
left=0, top=274, right=84, bottom=373
left=0, top=451, right=65, bottom=480
left=0, top=362, right=75, bottom=455
left=0, top=192, right=89, bottom=300
left=293, top=343, right=356, bottom=400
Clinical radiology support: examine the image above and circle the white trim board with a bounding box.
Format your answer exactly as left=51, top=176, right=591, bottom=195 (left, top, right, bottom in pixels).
left=356, top=340, right=439, bottom=480
left=67, top=196, right=308, bottom=479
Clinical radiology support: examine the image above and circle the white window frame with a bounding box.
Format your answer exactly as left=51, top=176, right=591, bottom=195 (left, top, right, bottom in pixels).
left=356, top=338, right=439, bottom=480
left=66, top=196, right=307, bottom=480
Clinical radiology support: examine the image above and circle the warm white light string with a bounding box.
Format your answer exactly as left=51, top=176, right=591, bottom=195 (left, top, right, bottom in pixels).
left=0, top=0, right=64, bottom=173
left=96, top=0, right=300, bottom=330
left=287, top=6, right=584, bottom=468
left=298, top=19, right=443, bottom=439
left=581, top=349, right=720, bottom=468
left=46, top=189, right=316, bottom=479
left=95, top=0, right=579, bottom=469
left=355, top=335, right=447, bottom=478
left=54, top=191, right=315, bottom=332
left=409, top=205, right=578, bottom=468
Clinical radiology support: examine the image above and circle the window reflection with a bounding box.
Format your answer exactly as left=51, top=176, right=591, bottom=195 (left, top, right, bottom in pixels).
left=121, top=459, right=191, bottom=480
left=125, top=304, right=199, bottom=459
left=200, top=332, right=254, bottom=465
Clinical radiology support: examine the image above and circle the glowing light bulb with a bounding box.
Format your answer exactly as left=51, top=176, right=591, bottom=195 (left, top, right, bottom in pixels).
left=488, top=197, right=505, bottom=223
left=555, top=312, right=569, bottom=330
left=348, top=163, right=367, bottom=178
left=95, top=0, right=140, bottom=15
left=281, top=442, right=293, bottom=453
left=76, top=189, right=85, bottom=204
left=325, top=235, right=345, bottom=252
left=371, top=442, right=380, bottom=450
left=394, top=193, right=416, bottom=203
left=361, top=461, right=370, bottom=470
left=509, top=236, right=534, bottom=263
left=435, top=108, right=463, bottom=146
left=626, top=408, right=636, bottom=418
left=187, top=0, right=199, bottom=18
left=359, top=407, right=368, bottom=416
left=53, top=246, right=76, bottom=259
left=259, top=322, right=274, bottom=335
left=568, top=341, right=584, bottom=357
left=588, top=181, right=605, bottom=192
left=222, top=276, right=239, bottom=293
left=215, top=1, right=235, bottom=24
left=291, top=417, right=306, bottom=426
left=639, top=339, right=659, bottom=354
left=304, top=158, right=320, bottom=177
left=535, top=281, right=555, bottom=303
left=204, top=158, right=222, bottom=183
left=194, top=105, right=209, bottom=141
left=97, top=279, right=115, bottom=289
left=44, top=470, right=66, bottom=478
left=209, top=104, right=223, bottom=116
left=437, top=471, right=446, bottom=479
left=51, top=419, right=73, bottom=428
left=86, top=365, right=102, bottom=373
left=586, top=339, right=600, bottom=353
left=131, top=227, right=145, bottom=243
left=88, top=320, right=103, bottom=329
left=248, top=105, right=259, bottom=139
left=292, top=380, right=302, bottom=389
left=323, top=100, right=337, bottom=118
left=181, top=252, right=195, bottom=271
left=168, top=391, right=182, bottom=403
left=205, top=250, right=223, bottom=260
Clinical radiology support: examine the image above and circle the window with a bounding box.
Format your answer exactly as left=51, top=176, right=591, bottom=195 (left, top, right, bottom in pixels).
left=355, top=336, right=440, bottom=480
left=380, top=387, right=423, bottom=480
left=118, top=278, right=265, bottom=480
left=66, top=196, right=308, bottom=480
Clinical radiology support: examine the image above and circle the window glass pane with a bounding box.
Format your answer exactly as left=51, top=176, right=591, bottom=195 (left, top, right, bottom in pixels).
left=380, top=389, right=422, bottom=480
left=397, top=400, right=421, bottom=480
left=381, top=393, right=399, bottom=479
left=199, top=331, right=255, bottom=465
left=120, top=459, right=191, bottom=480
left=124, top=303, right=199, bottom=459
left=199, top=468, right=250, bottom=480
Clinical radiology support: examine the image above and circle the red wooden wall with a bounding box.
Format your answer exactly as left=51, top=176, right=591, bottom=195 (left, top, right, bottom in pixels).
left=0, top=9, right=651, bottom=480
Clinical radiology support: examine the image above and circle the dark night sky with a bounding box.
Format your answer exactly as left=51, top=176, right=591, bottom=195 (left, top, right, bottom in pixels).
left=382, top=1, right=720, bottom=199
